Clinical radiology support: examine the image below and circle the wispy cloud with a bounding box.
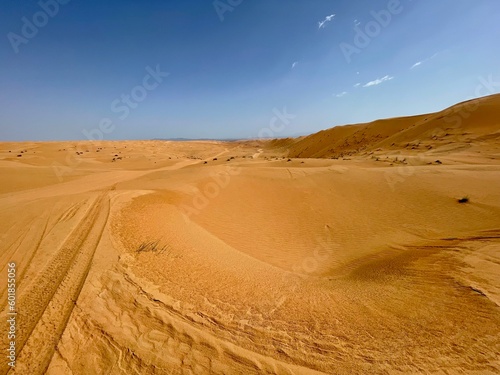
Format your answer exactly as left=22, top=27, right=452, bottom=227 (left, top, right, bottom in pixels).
left=410, top=52, right=440, bottom=70
left=411, top=61, right=422, bottom=69
left=363, top=75, right=394, bottom=87
left=336, top=91, right=347, bottom=98
left=353, top=83, right=361, bottom=88
left=318, top=14, right=335, bottom=29
left=291, top=61, right=298, bottom=69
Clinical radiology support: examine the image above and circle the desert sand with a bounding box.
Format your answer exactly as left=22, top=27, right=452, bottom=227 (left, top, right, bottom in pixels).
left=1, top=94, right=500, bottom=374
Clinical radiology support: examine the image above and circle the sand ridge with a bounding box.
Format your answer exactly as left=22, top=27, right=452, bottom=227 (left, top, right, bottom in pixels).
left=1, top=95, right=500, bottom=374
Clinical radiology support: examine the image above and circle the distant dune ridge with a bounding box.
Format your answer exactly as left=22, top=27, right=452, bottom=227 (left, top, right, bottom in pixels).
left=281, top=93, right=500, bottom=159
left=0, top=94, right=499, bottom=374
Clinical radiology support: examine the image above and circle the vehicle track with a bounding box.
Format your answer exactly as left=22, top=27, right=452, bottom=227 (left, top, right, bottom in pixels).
left=0, top=218, right=36, bottom=268
left=14, top=214, right=50, bottom=291
left=1, top=193, right=110, bottom=375
left=0, top=215, right=49, bottom=304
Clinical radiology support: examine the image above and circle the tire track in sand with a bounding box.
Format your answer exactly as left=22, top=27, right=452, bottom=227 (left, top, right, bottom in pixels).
left=1, top=193, right=110, bottom=375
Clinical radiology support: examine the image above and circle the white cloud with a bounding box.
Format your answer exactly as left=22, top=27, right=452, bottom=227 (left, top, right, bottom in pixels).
left=318, top=14, right=335, bottom=29
left=353, top=83, right=361, bottom=88
left=291, top=61, right=298, bottom=69
left=336, top=91, right=347, bottom=97
left=410, top=52, right=440, bottom=69
left=363, top=75, right=394, bottom=87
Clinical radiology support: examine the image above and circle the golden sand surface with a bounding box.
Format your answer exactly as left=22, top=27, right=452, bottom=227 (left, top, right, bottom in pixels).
left=1, top=95, right=499, bottom=374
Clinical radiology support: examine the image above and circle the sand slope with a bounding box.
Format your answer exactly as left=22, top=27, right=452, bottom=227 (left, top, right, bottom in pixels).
left=1, top=95, right=500, bottom=374
left=286, top=94, right=500, bottom=159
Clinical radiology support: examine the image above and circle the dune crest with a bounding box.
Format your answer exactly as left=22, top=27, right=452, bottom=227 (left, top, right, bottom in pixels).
left=1, top=95, right=500, bottom=374
left=285, top=94, right=500, bottom=159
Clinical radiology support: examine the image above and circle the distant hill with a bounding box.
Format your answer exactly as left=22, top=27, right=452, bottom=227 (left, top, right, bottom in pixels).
left=153, top=137, right=240, bottom=142
left=283, top=94, right=500, bottom=158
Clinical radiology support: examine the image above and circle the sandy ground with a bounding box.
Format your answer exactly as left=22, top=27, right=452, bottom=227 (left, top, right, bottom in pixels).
left=1, top=96, right=500, bottom=374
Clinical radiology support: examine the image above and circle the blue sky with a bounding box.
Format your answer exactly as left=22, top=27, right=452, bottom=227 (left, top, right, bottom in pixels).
left=1, top=0, right=499, bottom=141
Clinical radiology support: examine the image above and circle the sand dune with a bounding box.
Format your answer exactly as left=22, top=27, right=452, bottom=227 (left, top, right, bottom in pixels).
left=1, top=95, right=500, bottom=374
left=285, top=94, right=500, bottom=159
